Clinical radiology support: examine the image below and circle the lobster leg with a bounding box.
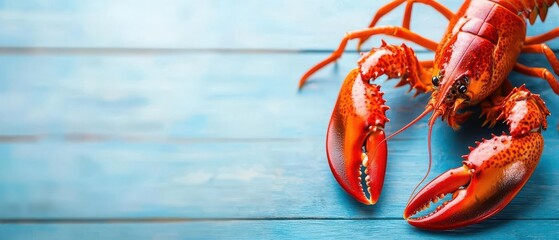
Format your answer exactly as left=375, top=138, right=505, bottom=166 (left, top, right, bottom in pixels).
left=404, top=85, right=550, bottom=230
left=298, top=26, right=437, bottom=88
left=358, top=0, right=454, bottom=50
left=525, top=27, right=559, bottom=44
left=327, top=42, right=434, bottom=204
left=514, top=63, right=559, bottom=95
left=522, top=44, right=559, bottom=77
left=514, top=43, right=559, bottom=95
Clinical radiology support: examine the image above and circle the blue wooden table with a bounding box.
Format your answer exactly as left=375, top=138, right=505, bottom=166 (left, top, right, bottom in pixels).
left=0, top=0, right=558, bottom=239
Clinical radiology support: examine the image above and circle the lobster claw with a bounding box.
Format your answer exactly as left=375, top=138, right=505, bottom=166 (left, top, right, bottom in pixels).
left=327, top=68, right=389, bottom=205
left=404, top=85, right=549, bottom=230
left=404, top=142, right=540, bottom=230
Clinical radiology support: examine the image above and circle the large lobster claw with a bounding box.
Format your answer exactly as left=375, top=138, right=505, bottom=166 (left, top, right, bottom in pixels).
left=327, top=42, right=432, bottom=204
left=327, top=68, right=389, bottom=205
left=404, top=86, right=550, bottom=230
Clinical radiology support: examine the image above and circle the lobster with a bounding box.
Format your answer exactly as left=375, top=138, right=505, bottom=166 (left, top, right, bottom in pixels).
left=299, top=0, right=559, bottom=230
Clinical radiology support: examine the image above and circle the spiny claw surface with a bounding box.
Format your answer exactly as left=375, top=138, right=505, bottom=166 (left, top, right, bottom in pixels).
left=327, top=68, right=389, bottom=204
left=404, top=85, right=549, bottom=230
left=327, top=42, right=433, bottom=204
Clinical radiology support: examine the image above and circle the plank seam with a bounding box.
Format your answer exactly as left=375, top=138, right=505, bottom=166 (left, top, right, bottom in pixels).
left=0, top=134, right=426, bottom=143
left=1, top=47, right=557, bottom=56
left=0, top=217, right=557, bottom=224
left=0, top=47, right=435, bottom=55
left=0, top=134, right=312, bottom=143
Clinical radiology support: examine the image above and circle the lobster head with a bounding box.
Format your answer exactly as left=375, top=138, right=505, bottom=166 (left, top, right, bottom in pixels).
left=429, top=32, right=499, bottom=128
left=428, top=18, right=524, bottom=128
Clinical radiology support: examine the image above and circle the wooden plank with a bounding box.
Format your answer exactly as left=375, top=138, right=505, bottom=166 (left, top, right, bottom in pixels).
left=0, top=136, right=557, bottom=219
left=0, top=0, right=557, bottom=50
left=0, top=53, right=557, bottom=137
left=0, top=53, right=416, bottom=137
left=0, top=220, right=557, bottom=239
left=0, top=53, right=329, bottom=137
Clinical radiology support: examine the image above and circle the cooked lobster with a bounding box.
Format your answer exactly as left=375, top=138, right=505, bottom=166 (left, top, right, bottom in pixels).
left=299, top=0, right=558, bottom=230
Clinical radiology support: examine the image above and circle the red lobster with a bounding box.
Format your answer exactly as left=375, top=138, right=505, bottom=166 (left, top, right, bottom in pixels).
left=299, top=0, right=559, bottom=230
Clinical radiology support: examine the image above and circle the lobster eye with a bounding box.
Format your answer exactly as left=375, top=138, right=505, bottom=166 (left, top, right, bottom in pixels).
left=458, top=84, right=467, bottom=93
left=432, top=76, right=440, bottom=87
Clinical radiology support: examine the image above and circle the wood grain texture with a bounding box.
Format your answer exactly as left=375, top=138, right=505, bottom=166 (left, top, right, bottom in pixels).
left=0, top=53, right=557, bottom=220
left=0, top=0, right=557, bottom=50
left=0, top=220, right=558, bottom=240
left=1, top=0, right=559, bottom=238
left=0, top=138, right=558, bottom=220
left=0, top=53, right=556, bottom=137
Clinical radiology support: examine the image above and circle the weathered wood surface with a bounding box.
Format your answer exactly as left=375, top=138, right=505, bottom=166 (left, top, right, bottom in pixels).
left=1, top=0, right=557, bottom=50
left=1, top=220, right=558, bottom=240
left=0, top=0, right=558, bottom=239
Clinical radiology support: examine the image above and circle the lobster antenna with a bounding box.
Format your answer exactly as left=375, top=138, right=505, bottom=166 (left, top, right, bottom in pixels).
left=407, top=110, right=440, bottom=204
left=384, top=105, right=434, bottom=144
left=368, top=105, right=434, bottom=169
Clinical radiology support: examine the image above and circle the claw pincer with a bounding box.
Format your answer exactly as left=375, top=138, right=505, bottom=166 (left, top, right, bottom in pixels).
left=326, top=41, right=432, bottom=204
left=404, top=86, right=550, bottom=230
left=327, top=71, right=389, bottom=204
left=327, top=43, right=429, bottom=205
